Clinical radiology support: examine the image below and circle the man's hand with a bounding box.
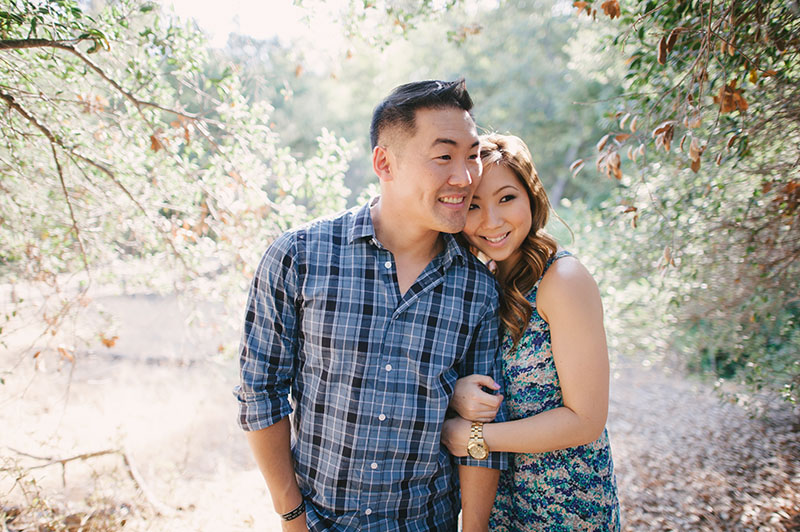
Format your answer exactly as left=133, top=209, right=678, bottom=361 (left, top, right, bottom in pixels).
left=449, top=374, right=503, bottom=422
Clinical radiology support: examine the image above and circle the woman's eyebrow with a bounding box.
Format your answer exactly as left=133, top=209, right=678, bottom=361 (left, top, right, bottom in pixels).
left=493, top=185, right=519, bottom=195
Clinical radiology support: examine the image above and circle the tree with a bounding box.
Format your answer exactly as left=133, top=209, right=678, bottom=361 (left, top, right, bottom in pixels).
left=0, top=0, right=353, bottom=359
left=572, top=0, right=799, bottom=403
left=224, top=0, right=624, bottom=206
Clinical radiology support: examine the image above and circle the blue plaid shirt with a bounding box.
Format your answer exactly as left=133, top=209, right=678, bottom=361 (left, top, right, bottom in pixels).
left=236, top=202, right=507, bottom=531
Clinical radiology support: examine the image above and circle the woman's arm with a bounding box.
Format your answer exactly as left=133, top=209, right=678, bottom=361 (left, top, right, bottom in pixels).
left=449, top=374, right=503, bottom=422
left=443, top=257, right=609, bottom=455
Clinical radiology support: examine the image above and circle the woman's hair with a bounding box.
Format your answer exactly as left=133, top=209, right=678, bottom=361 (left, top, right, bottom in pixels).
left=479, top=133, right=558, bottom=345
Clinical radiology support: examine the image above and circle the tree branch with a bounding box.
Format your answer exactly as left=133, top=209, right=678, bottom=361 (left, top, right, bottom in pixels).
left=21, top=448, right=118, bottom=471
left=7, top=447, right=174, bottom=516
left=1, top=38, right=201, bottom=122
left=0, top=89, right=193, bottom=273
left=51, top=142, right=90, bottom=273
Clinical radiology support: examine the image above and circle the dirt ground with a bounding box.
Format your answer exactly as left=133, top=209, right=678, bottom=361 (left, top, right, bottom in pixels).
left=1, top=292, right=798, bottom=531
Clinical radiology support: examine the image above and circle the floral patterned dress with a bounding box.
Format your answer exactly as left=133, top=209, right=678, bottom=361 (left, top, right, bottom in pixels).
left=489, top=251, right=620, bottom=531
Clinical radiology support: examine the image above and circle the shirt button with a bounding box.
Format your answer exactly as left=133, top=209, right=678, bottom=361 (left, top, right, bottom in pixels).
left=384, top=261, right=392, bottom=269
left=365, top=508, right=372, bottom=516
left=378, top=414, right=386, bottom=421
left=385, top=364, right=392, bottom=372
left=370, top=462, right=378, bottom=470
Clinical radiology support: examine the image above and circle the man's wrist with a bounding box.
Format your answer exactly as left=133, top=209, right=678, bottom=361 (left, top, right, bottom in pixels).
left=280, top=500, right=305, bottom=521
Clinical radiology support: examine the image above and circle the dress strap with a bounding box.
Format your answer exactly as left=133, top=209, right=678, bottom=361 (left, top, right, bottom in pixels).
left=529, top=250, right=573, bottom=298
left=545, top=249, right=572, bottom=270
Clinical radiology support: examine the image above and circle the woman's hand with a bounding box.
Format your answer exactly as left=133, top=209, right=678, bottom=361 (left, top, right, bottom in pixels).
left=449, top=374, right=503, bottom=422
left=442, top=415, right=472, bottom=457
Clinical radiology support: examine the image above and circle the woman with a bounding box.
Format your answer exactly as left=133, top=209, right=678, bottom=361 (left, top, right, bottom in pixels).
left=444, top=133, right=620, bottom=531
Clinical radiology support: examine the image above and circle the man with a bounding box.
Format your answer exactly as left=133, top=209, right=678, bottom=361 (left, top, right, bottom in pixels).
left=235, top=78, right=505, bottom=531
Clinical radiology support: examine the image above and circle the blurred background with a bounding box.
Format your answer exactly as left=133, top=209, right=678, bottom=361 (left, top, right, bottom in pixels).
left=1, top=0, right=797, bottom=530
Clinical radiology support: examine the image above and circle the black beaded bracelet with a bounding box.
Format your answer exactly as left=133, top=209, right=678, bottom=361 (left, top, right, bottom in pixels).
left=280, top=500, right=305, bottom=522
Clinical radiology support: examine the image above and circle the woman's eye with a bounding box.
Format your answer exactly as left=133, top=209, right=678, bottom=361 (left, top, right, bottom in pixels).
left=500, top=194, right=516, bottom=203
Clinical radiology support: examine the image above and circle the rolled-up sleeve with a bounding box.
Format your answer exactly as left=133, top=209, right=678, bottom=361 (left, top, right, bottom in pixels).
left=235, top=231, right=300, bottom=431
left=455, top=295, right=509, bottom=470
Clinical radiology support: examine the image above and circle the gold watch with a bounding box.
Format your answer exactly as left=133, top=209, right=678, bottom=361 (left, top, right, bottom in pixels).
left=467, top=421, right=489, bottom=460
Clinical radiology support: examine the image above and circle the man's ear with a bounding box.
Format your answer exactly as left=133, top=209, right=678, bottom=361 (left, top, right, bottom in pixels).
left=372, top=145, right=393, bottom=182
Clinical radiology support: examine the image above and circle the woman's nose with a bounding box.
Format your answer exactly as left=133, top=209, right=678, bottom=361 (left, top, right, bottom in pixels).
left=482, top=207, right=502, bottom=229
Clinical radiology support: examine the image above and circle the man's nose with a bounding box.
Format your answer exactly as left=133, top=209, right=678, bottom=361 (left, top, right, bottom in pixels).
left=448, top=162, right=473, bottom=187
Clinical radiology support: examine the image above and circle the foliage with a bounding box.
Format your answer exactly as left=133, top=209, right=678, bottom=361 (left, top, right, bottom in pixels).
left=0, top=0, right=353, bottom=358
left=571, top=0, right=800, bottom=403
left=227, top=0, right=624, bottom=206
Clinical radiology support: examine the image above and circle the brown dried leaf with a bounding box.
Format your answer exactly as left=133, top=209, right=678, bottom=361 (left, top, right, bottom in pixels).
left=150, top=134, right=163, bottom=152
left=608, top=151, right=622, bottom=180
left=596, top=134, right=611, bottom=152
left=652, top=120, right=675, bottom=137
left=691, top=158, right=701, bottom=173
left=57, top=345, right=75, bottom=363
left=601, top=0, right=620, bottom=19
left=569, top=158, right=585, bottom=176
left=572, top=1, right=591, bottom=15
left=653, top=121, right=675, bottom=152
left=630, top=116, right=639, bottom=132
left=100, top=334, right=119, bottom=348
left=666, top=28, right=681, bottom=52
left=615, top=133, right=632, bottom=142
left=715, top=82, right=749, bottom=113
left=688, top=137, right=705, bottom=161
left=658, top=36, right=668, bottom=65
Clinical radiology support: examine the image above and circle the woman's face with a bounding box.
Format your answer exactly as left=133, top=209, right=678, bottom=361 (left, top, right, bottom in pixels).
left=463, top=162, right=532, bottom=267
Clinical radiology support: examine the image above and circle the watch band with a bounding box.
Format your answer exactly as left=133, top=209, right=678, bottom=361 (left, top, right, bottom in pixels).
left=470, top=421, right=484, bottom=441
left=280, top=500, right=306, bottom=521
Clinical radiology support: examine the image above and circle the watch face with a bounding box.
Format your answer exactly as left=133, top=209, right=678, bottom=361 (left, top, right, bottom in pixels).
left=468, top=442, right=488, bottom=460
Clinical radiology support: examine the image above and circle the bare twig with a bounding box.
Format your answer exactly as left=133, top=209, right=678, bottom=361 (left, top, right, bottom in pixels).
left=14, top=448, right=117, bottom=471
left=0, top=89, right=193, bottom=273
left=0, top=39, right=201, bottom=122
left=51, top=143, right=90, bottom=273
left=121, top=450, right=174, bottom=516
left=7, top=447, right=175, bottom=516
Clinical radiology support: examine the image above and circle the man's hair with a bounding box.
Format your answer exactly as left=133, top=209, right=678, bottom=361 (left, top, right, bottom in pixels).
left=369, top=78, right=473, bottom=149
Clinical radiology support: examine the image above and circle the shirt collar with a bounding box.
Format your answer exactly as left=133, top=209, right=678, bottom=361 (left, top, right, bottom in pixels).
left=349, top=198, right=468, bottom=269
left=349, top=200, right=378, bottom=244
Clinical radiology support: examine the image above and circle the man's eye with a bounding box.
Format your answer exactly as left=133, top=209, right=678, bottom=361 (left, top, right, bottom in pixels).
left=439, top=154, right=451, bottom=160
left=469, top=154, right=479, bottom=160
left=468, top=204, right=479, bottom=210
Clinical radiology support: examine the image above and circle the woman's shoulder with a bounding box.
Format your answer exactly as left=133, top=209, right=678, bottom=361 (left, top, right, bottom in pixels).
left=537, top=251, right=601, bottom=314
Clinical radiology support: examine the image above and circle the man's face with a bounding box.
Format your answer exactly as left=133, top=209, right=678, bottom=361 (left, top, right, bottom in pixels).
left=382, top=107, right=482, bottom=234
